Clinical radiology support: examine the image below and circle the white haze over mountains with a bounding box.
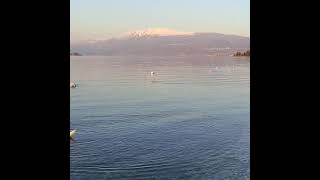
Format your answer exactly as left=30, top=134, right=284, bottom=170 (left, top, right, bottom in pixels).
left=71, top=28, right=250, bottom=56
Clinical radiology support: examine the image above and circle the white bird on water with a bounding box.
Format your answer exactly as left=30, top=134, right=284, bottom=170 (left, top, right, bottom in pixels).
left=70, top=82, right=77, bottom=88
left=70, top=129, right=76, bottom=139
left=150, top=71, right=155, bottom=76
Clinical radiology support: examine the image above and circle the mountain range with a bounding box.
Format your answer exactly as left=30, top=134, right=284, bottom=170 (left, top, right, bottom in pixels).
left=71, top=28, right=250, bottom=56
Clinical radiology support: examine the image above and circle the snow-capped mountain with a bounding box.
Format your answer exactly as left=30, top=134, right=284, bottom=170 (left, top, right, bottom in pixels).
left=120, top=28, right=194, bottom=39
left=71, top=28, right=250, bottom=55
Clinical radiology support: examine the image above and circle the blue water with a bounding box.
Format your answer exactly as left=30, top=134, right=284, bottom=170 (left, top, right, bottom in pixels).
left=70, top=55, right=250, bottom=180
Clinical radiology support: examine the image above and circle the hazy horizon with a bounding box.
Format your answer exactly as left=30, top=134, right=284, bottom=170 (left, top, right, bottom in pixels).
left=71, top=0, right=250, bottom=43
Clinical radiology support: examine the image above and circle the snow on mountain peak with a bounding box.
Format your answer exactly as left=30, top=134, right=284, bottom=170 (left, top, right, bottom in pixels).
left=121, top=28, right=194, bottom=38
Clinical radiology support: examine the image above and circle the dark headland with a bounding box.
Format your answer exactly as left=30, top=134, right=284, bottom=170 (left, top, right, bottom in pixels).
left=70, top=52, right=82, bottom=56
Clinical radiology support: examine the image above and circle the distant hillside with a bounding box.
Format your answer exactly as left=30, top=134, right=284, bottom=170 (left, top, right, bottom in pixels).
left=71, top=28, right=250, bottom=56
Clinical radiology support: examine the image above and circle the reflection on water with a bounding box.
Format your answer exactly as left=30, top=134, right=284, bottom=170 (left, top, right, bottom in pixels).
left=70, top=55, right=250, bottom=180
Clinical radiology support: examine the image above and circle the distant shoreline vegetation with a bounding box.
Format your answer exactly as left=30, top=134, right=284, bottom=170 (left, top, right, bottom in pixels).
left=70, top=52, right=82, bottom=56
left=233, top=50, right=250, bottom=57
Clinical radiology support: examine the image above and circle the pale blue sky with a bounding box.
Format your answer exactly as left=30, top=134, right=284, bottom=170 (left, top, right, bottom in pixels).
left=71, top=0, right=250, bottom=42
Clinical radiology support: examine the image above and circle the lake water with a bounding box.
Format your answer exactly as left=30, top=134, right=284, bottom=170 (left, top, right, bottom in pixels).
left=70, top=55, right=250, bottom=180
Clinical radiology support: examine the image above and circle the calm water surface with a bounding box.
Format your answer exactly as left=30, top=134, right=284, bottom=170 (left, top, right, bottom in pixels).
left=70, top=55, right=250, bottom=180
